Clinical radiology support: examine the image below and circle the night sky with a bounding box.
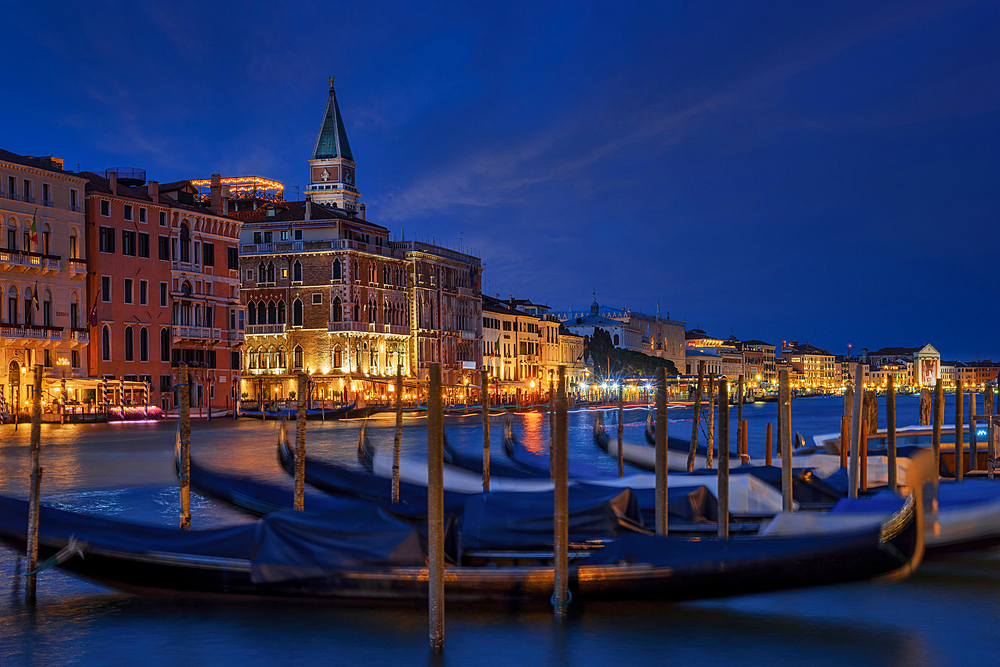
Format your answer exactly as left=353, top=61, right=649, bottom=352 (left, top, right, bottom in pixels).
left=8, top=1, right=998, bottom=360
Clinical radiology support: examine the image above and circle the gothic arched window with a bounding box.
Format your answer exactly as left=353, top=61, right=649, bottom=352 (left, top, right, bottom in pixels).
left=124, top=326, right=134, bottom=361
left=293, top=299, right=303, bottom=327
left=333, top=258, right=342, bottom=280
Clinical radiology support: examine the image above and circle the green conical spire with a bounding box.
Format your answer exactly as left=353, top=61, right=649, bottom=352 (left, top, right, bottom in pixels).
left=312, top=79, right=354, bottom=161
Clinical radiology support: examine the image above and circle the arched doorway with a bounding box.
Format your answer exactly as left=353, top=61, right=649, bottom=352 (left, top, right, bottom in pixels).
left=7, top=360, right=20, bottom=414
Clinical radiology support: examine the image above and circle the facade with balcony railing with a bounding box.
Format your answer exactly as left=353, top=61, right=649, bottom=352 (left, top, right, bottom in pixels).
left=1, top=149, right=89, bottom=412
left=81, top=171, right=245, bottom=413
left=233, top=82, right=483, bottom=406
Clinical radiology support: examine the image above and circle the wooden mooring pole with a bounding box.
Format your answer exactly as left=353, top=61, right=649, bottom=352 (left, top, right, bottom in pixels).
left=955, top=380, right=964, bottom=482
left=887, top=376, right=897, bottom=492
left=986, top=384, right=996, bottom=480
left=779, top=370, right=792, bottom=511
left=654, top=367, right=668, bottom=535
left=482, top=368, right=490, bottom=492
left=718, top=377, right=730, bottom=538
left=392, top=365, right=403, bottom=502
left=765, top=422, right=773, bottom=466
left=295, top=373, right=307, bottom=511
left=179, top=364, right=191, bottom=530
left=932, top=379, right=944, bottom=475
left=860, top=419, right=869, bottom=492
left=969, top=392, right=977, bottom=472
left=427, top=363, right=445, bottom=652
left=736, top=375, right=744, bottom=462
left=617, top=386, right=624, bottom=478
left=553, top=366, right=569, bottom=617
left=741, top=420, right=749, bottom=465
left=548, top=378, right=554, bottom=478
left=706, top=374, right=716, bottom=469
left=848, top=365, right=864, bottom=499
left=25, top=365, right=42, bottom=603
left=687, top=361, right=705, bottom=471
left=839, top=416, right=849, bottom=469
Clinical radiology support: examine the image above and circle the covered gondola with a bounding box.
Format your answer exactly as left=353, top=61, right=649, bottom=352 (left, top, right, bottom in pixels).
left=597, top=413, right=740, bottom=472
left=240, top=402, right=356, bottom=421
left=0, top=486, right=922, bottom=604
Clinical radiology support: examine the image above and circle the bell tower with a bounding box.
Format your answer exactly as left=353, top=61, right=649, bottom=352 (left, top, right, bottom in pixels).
left=306, top=78, right=360, bottom=213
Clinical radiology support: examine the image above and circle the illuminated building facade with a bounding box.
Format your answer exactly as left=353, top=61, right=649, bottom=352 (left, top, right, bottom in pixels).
left=482, top=295, right=586, bottom=401
left=780, top=341, right=836, bottom=389
left=0, top=150, right=89, bottom=415
left=562, top=300, right=642, bottom=352
left=83, top=171, right=245, bottom=413
left=238, top=81, right=483, bottom=405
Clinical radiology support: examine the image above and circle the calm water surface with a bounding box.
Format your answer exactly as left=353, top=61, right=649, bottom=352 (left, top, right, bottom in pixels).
left=0, top=396, right=997, bottom=666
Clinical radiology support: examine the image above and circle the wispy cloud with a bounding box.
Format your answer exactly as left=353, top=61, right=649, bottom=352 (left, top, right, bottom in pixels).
left=374, top=0, right=960, bottom=222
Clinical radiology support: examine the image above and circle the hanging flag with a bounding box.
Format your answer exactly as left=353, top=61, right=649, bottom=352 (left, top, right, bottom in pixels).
left=29, top=210, right=38, bottom=246
left=32, top=281, right=39, bottom=311
left=89, top=290, right=100, bottom=328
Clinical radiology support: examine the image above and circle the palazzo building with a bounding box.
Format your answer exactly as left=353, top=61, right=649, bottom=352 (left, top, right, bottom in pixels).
left=83, top=171, right=245, bottom=413
left=0, top=150, right=89, bottom=415
left=238, top=81, right=483, bottom=405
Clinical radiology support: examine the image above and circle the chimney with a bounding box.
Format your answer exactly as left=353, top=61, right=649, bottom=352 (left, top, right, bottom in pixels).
left=222, top=185, right=230, bottom=215
left=148, top=180, right=159, bottom=202
left=305, top=197, right=312, bottom=221
left=359, top=203, right=366, bottom=220
left=108, top=171, right=118, bottom=194
left=210, top=174, right=223, bottom=215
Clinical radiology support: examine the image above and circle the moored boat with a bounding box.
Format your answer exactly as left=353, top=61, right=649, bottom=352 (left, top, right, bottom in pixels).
left=0, top=487, right=922, bottom=604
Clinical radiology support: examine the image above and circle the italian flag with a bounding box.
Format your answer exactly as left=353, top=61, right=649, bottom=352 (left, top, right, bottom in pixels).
left=29, top=209, right=38, bottom=245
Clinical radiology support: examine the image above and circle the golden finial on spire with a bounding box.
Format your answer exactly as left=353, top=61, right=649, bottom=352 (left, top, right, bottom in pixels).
left=329, top=77, right=335, bottom=89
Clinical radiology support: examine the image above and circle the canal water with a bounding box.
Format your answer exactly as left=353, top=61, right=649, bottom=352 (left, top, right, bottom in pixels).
left=0, top=395, right=996, bottom=666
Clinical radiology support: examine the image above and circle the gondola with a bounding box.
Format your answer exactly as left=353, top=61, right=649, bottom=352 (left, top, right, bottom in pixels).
left=349, top=436, right=791, bottom=516
left=0, top=485, right=923, bottom=604
left=240, top=402, right=356, bottom=421
left=501, top=418, right=607, bottom=479
left=597, top=413, right=740, bottom=472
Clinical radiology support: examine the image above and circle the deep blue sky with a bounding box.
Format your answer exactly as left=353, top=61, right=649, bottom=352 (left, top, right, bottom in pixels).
left=8, top=1, right=998, bottom=360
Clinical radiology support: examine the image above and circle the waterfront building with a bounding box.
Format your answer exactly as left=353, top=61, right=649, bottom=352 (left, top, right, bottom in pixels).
left=780, top=341, right=837, bottom=390
left=561, top=300, right=642, bottom=351
left=237, top=199, right=409, bottom=404
left=623, top=309, right=685, bottom=372
left=685, top=345, right=743, bottom=382
left=683, top=329, right=743, bottom=383
left=238, top=81, right=483, bottom=405
left=0, top=150, right=89, bottom=414
left=482, top=295, right=587, bottom=402
left=939, top=361, right=956, bottom=387
left=732, top=338, right=777, bottom=389
left=866, top=344, right=940, bottom=388
left=83, top=171, right=245, bottom=413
